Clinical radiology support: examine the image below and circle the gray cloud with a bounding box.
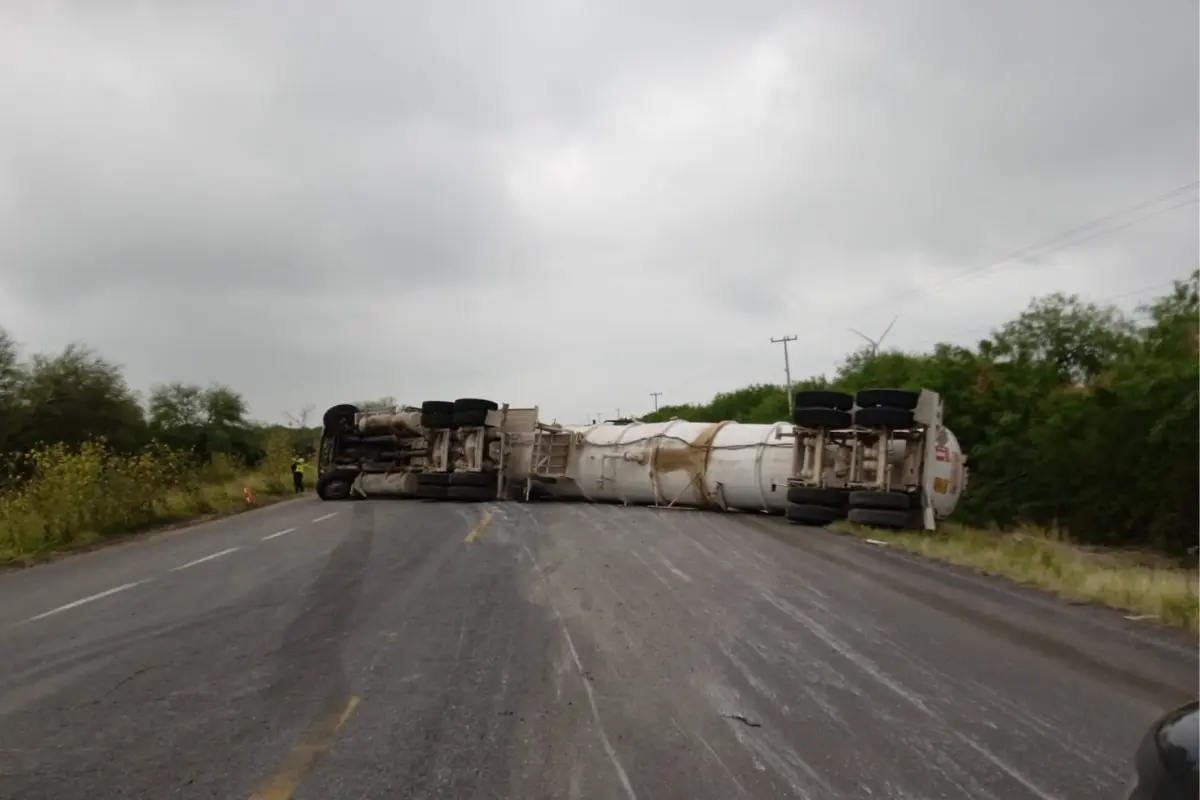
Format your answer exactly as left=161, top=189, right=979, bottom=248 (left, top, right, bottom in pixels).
left=0, top=0, right=1195, bottom=424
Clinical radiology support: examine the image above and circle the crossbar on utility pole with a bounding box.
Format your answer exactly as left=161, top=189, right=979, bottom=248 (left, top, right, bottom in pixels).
left=771, top=335, right=798, bottom=415
left=650, top=391, right=662, bottom=411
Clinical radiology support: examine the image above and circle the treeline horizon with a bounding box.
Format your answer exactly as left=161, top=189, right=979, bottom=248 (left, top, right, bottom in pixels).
left=642, top=272, right=1199, bottom=557
left=0, top=329, right=322, bottom=487
left=1, top=273, right=1197, bottom=556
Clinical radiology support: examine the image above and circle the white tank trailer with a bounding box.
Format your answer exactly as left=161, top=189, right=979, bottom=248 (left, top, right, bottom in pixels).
left=315, top=389, right=969, bottom=531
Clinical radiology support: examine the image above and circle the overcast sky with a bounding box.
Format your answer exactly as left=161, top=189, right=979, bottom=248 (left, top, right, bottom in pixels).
left=0, top=0, right=1196, bottom=425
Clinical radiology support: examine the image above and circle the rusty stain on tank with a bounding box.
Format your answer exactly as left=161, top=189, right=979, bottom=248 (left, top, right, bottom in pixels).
left=650, top=421, right=732, bottom=505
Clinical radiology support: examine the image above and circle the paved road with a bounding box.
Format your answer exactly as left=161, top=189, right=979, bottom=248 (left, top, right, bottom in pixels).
left=0, top=497, right=1195, bottom=800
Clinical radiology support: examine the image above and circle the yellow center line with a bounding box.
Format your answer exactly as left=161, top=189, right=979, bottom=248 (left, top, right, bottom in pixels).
left=249, top=696, right=360, bottom=800
left=464, top=510, right=494, bottom=543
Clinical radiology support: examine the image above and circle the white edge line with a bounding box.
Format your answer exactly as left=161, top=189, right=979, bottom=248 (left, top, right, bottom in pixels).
left=262, top=527, right=296, bottom=541
left=27, top=580, right=147, bottom=622
left=311, top=513, right=338, bottom=523
left=171, top=547, right=240, bottom=572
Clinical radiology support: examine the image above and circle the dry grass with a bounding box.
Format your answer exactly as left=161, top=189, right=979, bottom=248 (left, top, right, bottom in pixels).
left=0, top=432, right=298, bottom=567
left=831, top=520, right=1200, bottom=633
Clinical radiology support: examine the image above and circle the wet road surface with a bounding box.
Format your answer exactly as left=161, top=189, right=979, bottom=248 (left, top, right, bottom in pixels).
left=0, top=497, right=1195, bottom=799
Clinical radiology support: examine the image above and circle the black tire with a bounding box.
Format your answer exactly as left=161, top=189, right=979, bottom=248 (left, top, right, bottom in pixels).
left=316, top=469, right=357, bottom=501
left=854, top=407, right=914, bottom=429
left=421, top=411, right=454, bottom=429
left=418, top=472, right=451, bottom=486
left=786, top=486, right=846, bottom=507
left=418, top=485, right=449, bottom=500
left=793, top=391, right=854, bottom=411
left=448, top=485, right=495, bottom=502
left=421, top=400, right=455, bottom=414
left=449, top=471, right=495, bottom=488
left=785, top=503, right=844, bottom=525
left=506, top=481, right=530, bottom=502
left=856, top=389, right=919, bottom=410
left=452, top=408, right=491, bottom=427
left=453, top=398, right=499, bottom=412
left=322, top=404, right=360, bottom=433
left=848, top=490, right=911, bottom=511
left=846, top=507, right=910, bottom=529
left=792, top=407, right=852, bottom=428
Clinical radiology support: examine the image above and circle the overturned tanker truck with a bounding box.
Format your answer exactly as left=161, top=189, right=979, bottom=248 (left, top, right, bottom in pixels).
left=316, top=389, right=968, bottom=531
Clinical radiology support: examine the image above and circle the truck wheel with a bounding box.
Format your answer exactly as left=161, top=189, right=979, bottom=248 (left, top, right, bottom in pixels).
left=418, top=472, right=452, bottom=486
left=793, top=391, right=854, bottom=411
left=418, top=485, right=449, bottom=500
left=316, top=469, right=357, bottom=501
left=448, top=485, right=495, bottom=502
left=854, top=407, right=914, bottom=429
left=855, top=389, right=919, bottom=410
left=454, top=398, right=499, bottom=412
left=846, top=507, right=909, bottom=529
left=420, top=401, right=456, bottom=430
left=848, top=490, right=910, bottom=510
left=786, top=487, right=846, bottom=507
left=322, top=404, right=360, bottom=434
left=423, top=413, right=454, bottom=429
left=452, top=408, right=491, bottom=427
left=792, top=407, right=852, bottom=428
left=449, top=471, right=495, bottom=488
left=785, top=503, right=844, bottom=526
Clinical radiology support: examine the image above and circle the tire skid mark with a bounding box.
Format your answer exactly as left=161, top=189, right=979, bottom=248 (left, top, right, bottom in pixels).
left=759, top=588, right=1059, bottom=800
left=514, top=506, right=637, bottom=800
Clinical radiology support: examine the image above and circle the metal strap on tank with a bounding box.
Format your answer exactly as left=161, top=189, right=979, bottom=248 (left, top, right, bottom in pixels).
left=612, top=422, right=634, bottom=506
left=754, top=425, right=772, bottom=513
left=700, top=420, right=733, bottom=506
left=650, top=420, right=685, bottom=507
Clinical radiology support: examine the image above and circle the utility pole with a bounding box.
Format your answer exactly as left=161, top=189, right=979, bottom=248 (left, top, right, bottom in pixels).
left=771, top=335, right=798, bottom=415
left=650, top=391, right=662, bottom=411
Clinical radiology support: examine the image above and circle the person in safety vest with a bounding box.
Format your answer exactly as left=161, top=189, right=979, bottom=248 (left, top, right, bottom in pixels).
left=290, top=457, right=307, bottom=494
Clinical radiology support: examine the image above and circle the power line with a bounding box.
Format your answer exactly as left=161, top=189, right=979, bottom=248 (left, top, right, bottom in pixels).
left=867, top=182, right=1199, bottom=310
left=655, top=181, right=1199, bottom=400
left=931, top=197, right=1198, bottom=298
left=885, top=276, right=1190, bottom=351
left=1093, top=280, right=1183, bottom=304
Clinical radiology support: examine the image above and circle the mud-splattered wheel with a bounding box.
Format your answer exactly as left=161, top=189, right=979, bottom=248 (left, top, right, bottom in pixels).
left=316, top=469, right=357, bottom=501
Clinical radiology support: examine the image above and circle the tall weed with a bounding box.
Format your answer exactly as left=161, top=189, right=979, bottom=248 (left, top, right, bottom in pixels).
left=0, top=437, right=296, bottom=564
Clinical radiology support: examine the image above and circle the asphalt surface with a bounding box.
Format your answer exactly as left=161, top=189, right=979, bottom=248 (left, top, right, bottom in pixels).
left=0, top=497, right=1196, bottom=800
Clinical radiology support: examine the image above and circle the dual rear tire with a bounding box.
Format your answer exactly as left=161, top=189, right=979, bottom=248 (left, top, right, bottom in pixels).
left=420, top=398, right=500, bottom=429
left=784, top=486, right=916, bottom=529
left=784, top=486, right=846, bottom=526
left=417, top=470, right=497, bottom=502
left=845, top=489, right=912, bottom=529
left=790, top=388, right=919, bottom=429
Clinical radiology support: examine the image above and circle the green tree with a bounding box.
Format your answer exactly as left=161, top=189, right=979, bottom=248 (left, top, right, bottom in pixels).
left=10, top=343, right=146, bottom=454
left=148, top=382, right=207, bottom=429
left=638, top=274, right=1200, bottom=555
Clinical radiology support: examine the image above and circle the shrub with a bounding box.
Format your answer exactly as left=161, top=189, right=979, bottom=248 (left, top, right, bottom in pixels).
left=0, top=437, right=295, bottom=565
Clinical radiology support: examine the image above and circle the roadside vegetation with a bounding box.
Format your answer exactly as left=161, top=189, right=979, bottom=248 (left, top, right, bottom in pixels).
left=0, top=336, right=326, bottom=565
left=833, top=521, right=1199, bottom=632
left=642, top=272, right=1200, bottom=630
left=0, top=274, right=1196, bottom=629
